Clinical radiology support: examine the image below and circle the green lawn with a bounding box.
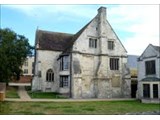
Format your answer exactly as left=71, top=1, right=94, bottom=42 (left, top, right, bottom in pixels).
left=25, top=86, right=67, bottom=99
left=5, top=86, right=19, bottom=98
left=0, top=100, right=159, bottom=115
left=27, top=92, right=67, bottom=99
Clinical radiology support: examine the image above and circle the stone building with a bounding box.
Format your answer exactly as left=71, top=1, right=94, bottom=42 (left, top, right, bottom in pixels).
left=137, top=44, right=160, bottom=102
left=18, top=55, right=35, bottom=83
left=32, top=7, right=131, bottom=98
left=22, top=56, right=34, bottom=76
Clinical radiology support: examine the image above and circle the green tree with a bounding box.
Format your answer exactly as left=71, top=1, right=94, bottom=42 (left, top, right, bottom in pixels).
left=0, top=28, right=33, bottom=84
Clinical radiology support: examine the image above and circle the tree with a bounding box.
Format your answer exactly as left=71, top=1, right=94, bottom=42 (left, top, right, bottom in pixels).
left=0, top=28, right=33, bottom=84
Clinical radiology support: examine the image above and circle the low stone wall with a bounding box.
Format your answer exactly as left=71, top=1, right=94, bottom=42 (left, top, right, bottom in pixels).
left=0, top=83, right=6, bottom=101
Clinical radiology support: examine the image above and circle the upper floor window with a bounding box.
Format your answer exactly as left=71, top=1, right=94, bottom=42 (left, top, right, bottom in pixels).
left=89, top=38, right=97, bottom=48
left=24, top=59, right=28, bottom=66
left=108, top=41, right=114, bottom=50
left=60, top=76, right=69, bottom=87
left=110, top=58, right=119, bottom=70
left=145, top=60, right=156, bottom=75
left=46, top=69, right=54, bottom=82
left=32, top=62, right=34, bottom=67
left=60, top=56, right=69, bottom=71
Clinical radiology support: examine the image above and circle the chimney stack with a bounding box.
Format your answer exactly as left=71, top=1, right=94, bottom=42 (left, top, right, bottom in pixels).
left=97, top=7, right=107, bottom=37
left=98, top=6, right=106, bottom=20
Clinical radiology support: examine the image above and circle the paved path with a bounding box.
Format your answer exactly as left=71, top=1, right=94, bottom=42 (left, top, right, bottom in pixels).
left=5, top=98, right=136, bottom=102
left=9, top=83, right=31, bottom=86
left=17, top=86, right=31, bottom=101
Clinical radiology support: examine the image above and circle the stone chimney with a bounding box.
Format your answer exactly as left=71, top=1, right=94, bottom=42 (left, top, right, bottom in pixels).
left=98, top=6, right=106, bottom=21
left=97, top=6, right=107, bottom=37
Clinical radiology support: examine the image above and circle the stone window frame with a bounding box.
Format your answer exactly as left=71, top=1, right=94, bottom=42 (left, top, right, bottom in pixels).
left=60, top=76, right=69, bottom=87
left=108, top=40, right=115, bottom=50
left=46, top=69, right=54, bottom=82
left=89, top=38, right=97, bottom=48
left=60, top=55, right=69, bottom=71
left=110, top=58, right=119, bottom=70
left=145, top=60, right=156, bottom=75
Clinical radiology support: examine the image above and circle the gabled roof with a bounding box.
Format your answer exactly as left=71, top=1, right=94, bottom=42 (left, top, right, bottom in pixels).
left=138, top=44, right=160, bottom=61
left=35, top=20, right=91, bottom=52
left=152, top=44, right=160, bottom=53
left=35, top=7, right=127, bottom=54
left=36, top=30, right=73, bottom=51
left=61, top=19, right=93, bottom=54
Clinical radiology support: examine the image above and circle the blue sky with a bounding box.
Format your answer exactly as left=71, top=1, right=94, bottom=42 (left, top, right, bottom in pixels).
left=1, top=4, right=159, bottom=55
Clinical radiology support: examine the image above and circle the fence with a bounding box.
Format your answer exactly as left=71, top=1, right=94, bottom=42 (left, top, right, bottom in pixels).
left=0, top=83, right=6, bottom=101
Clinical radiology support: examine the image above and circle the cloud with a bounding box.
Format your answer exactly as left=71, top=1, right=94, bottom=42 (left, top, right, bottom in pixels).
left=3, top=5, right=159, bottom=55
left=3, top=5, right=97, bottom=21
left=107, top=5, right=159, bottom=55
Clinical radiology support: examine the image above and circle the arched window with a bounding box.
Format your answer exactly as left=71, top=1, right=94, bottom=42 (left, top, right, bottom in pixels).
left=46, top=69, right=54, bottom=82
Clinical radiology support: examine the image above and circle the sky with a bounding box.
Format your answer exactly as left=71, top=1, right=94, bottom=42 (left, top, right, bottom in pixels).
left=0, top=4, right=159, bottom=55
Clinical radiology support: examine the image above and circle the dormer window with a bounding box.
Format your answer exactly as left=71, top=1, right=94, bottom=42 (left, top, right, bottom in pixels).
left=108, top=41, right=114, bottom=50
left=89, top=38, right=97, bottom=48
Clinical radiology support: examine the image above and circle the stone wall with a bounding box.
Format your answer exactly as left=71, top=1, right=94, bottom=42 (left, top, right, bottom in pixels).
left=71, top=52, right=129, bottom=98
left=32, top=50, right=70, bottom=94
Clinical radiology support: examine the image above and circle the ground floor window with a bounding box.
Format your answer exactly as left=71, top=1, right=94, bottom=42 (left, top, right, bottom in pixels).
left=23, top=69, right=28, bottom=74
left=60, top=76, right=69, bottom=87
left=153, top=84, right=158, bottom=98
left=143, top=84, right=150, bottom=98
left=46, top=69, right=54, bottom=82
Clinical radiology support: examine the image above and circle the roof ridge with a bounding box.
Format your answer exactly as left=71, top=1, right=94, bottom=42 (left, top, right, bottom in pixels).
left=37, top=29, right=74, bottom=36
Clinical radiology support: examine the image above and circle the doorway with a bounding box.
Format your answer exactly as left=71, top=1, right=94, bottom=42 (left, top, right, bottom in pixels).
left=131, top=80, right=137, bottom=98
left=143, top=84, right=150, bottom=98
left=153, top=84, right=158, bottom=98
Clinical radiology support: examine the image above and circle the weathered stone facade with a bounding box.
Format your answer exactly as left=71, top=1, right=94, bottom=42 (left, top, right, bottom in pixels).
left=32, top=7, right=131, bottom=98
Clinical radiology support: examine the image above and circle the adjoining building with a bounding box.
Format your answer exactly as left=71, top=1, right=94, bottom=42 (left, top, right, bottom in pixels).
left=32, top=7, right=131, bottom=98
left=137, top=44, right=160, bottom=103
left=127, top=55, right=139, bottom=98
left=20, top=55, right=34, bottom=83
left=22, top=56, right=34, bottom=76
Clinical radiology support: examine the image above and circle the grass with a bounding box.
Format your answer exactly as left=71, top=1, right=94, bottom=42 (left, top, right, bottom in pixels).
left=0, top=100, right=159, bottom=115
left=25, top=86, right=67, bottom=99
left=5, top=86, right=19, bottom=98
left=28, top=92, right=67, bottom=99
